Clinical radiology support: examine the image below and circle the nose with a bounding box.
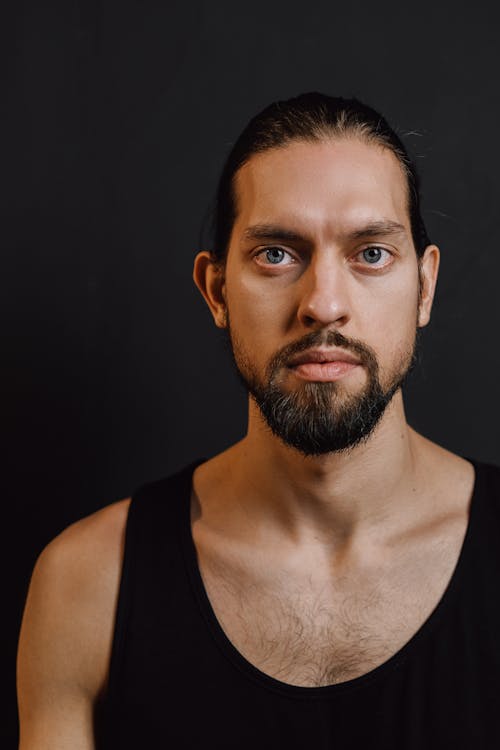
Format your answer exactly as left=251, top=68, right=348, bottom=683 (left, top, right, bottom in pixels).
left=296, top=252, right=351, bottom=329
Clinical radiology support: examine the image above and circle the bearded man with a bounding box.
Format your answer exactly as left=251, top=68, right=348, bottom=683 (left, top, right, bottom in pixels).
left=17, top=93, right=500, bottom=749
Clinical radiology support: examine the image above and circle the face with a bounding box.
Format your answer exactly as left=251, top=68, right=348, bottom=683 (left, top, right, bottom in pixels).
left=194, top=137, right=439, bottom=456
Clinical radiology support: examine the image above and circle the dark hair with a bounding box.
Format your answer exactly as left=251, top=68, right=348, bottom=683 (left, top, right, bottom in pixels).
left=209, top=92, right=430, bottom=266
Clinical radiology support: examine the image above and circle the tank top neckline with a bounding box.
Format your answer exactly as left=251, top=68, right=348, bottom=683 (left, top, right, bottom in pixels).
left=179, top=455, right=482, bottom=699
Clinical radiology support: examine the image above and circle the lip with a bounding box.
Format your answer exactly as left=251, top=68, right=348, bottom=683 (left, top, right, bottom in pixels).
left=291, top=361, right=359, bottom=382
left=287, top=348, right=361, bottom=367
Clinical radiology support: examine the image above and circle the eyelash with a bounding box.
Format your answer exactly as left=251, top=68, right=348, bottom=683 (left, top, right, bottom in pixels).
left=254, top=245, right=394, bottom=270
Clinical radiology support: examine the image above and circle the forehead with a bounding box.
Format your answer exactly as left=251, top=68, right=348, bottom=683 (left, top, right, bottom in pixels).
left=232, top=138, right=410, bottom=241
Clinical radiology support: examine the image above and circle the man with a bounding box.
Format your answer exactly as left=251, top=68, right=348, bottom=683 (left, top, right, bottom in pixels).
left=17, top=93, right=500, bottom=748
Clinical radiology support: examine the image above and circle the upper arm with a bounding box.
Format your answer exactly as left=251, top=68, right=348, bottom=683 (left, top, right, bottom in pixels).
left=16, top=499, right=131, bottom=750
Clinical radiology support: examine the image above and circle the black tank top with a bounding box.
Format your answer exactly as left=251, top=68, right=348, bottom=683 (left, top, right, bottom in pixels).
left=96, top=456, right=500, bottom=749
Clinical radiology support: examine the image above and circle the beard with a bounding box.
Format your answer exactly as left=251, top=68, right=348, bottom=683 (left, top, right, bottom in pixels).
left=224, top=315, right=420, bottom=457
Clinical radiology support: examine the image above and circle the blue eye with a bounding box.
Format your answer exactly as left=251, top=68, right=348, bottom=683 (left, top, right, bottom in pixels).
left=362, top=247, right=383, bottom=264
left=354, top=246, right=393, bottom=270
left=255, top=246, right=295, bottom=266
left=264, top=247, right=286, bottom=264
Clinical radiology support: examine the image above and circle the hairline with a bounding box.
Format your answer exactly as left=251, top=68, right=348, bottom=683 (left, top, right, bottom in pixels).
left=221, top=132, right=417, bottom=268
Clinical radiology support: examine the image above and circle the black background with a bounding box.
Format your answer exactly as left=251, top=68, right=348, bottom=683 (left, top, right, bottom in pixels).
left=4, top=1, right=500, bottom=745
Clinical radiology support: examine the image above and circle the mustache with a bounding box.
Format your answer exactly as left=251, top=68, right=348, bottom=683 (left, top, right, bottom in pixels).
left=267, top=329, right=379, bottom=377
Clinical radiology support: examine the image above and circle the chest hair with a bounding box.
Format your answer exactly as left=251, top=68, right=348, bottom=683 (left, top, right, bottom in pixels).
left=195, top=538, right=458, bottom=687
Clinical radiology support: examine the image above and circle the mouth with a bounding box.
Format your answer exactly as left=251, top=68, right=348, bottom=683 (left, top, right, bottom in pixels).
left=289, top=360, right=360, bottom=382
left=286, top=348, right=362, bottom=382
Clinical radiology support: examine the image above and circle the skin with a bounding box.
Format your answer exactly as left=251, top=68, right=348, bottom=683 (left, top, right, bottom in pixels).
left=16, top=136, right=475, bottom=746
left=192, top=138, right=471, bottom=548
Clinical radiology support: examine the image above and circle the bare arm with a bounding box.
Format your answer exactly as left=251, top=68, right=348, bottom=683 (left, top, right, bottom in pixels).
left=17, top=499, right=130, bottom=749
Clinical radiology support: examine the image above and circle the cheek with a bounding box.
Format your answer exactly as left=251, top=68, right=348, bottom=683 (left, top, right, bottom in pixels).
left=225, top=285, right=269, bottom=363
left=226, top=272, right=292, bottom=333
left=360, top=278, right=419, bottom=357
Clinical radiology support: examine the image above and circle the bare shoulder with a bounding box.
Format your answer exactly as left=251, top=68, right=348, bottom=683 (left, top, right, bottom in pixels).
left=17, top=498, right=131, bottom=748
left=411, top=428, right=476, bottom=504
left=41, top=497, right=132, bottom=578
left=20, top=497, right=132, bottom=692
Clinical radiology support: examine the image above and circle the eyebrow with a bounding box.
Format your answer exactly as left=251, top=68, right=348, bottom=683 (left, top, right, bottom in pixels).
left=241, top=220, right=407, bottom=243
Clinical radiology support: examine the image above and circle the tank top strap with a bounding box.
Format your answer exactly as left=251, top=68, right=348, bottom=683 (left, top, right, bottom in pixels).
left=102, top=457, right=207, bottom=715
left=476, top=458, right=500, bottom=509
left=129, top=457, right=206, bottom=533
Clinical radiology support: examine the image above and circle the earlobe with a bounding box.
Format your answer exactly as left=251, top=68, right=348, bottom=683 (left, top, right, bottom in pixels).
left=192, top=251, right=227, bottom=328
left=417, top=244, right=440, bottom=328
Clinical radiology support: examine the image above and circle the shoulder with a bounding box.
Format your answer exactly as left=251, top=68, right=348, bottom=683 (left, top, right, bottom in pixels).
left=41, top=497, right=132, bottom=576
left=17, top=498, right=133, bottom=746
left=31, top=497, right=132, bottom=632
left=414, top=429, right=500, bottom=513
left=18, top=498, right=132, bottom=706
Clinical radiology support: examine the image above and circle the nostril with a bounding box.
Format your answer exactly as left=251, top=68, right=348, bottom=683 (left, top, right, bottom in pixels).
left=297, top=301, right=350, bottom=329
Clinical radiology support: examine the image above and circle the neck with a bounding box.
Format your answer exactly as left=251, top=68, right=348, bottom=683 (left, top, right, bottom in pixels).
left=219, top=389, right=426, bottom=548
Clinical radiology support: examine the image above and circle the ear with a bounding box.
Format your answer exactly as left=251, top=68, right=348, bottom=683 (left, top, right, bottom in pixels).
left=417, top=244, right=440, bottom=327
left=192, top=250, right=227, bottom=328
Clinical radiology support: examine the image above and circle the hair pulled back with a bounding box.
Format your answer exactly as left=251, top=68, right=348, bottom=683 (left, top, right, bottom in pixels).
left=210, top=92, right=430, bottom=265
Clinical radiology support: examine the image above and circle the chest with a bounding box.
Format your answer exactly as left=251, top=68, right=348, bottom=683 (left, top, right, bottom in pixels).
left=193, top=528, right=465, bottom=687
